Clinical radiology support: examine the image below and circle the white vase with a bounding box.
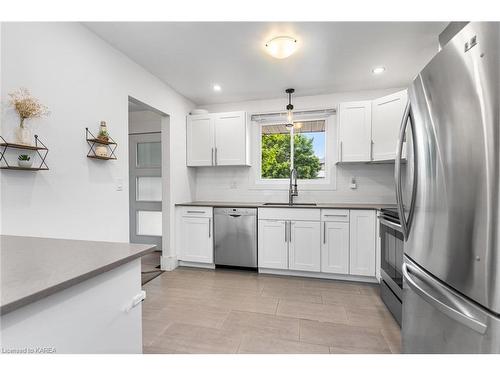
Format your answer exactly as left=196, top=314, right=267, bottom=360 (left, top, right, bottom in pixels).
left=16, top=126, right=32, bottom=145
left=95, top=145, right=108, bottom=157
left=18, top=159, right=33, bottom=168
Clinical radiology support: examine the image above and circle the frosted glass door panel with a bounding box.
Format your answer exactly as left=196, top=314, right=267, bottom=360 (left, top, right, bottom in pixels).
left=136, top=211, right=162, bottom=236
left=137, top=142, right=161, bottom=168
left=136, top=177, right=162, bottom=202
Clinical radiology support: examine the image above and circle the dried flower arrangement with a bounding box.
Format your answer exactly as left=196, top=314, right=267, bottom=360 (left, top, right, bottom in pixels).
left=8, top=88, right=50, bottom=128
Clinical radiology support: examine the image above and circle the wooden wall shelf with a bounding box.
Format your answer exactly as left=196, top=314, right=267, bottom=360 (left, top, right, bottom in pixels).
left=86, top=128, right=117, bottom=160
left=0, top=135, right=49, bottom=171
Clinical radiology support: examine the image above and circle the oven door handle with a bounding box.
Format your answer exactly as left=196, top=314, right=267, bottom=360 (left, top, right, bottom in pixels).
left=379, top=217, right=403, bottom=233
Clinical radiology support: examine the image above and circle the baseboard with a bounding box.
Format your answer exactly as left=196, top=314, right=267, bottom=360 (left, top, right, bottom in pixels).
left=178, top=260, right=215, bottom=269
left=258, top=268, right=379, bottom=284
left=160, top=255, right=178, bottom=271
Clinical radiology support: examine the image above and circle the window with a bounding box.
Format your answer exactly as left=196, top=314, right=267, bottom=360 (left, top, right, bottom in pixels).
left=261, top=120, right=326, bottom=180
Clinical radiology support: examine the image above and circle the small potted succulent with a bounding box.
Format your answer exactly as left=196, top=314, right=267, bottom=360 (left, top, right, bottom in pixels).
left=18, top=154, right=33, bottom=168
left=97, top=121, right=109, bottom=142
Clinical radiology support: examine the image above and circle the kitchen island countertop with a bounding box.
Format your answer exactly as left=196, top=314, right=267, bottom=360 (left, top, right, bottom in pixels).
left=0, top=235, right=155, bottom=315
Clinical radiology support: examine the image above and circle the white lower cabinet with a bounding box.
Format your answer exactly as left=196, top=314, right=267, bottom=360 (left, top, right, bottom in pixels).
left=257, top=207, right=377, bottom=280
left=177, top=207, right=213, bottom=264
left=258, top=220, right=288, bottom=269
left=321, top=221, right=350, bottom=274
left=349, top=210, right=376, bottom=277
left=289, top=221, right=321, bottom=272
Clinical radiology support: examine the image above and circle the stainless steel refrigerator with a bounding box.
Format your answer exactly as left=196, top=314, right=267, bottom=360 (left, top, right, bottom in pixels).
left=397, top=22, right=500, bottom=353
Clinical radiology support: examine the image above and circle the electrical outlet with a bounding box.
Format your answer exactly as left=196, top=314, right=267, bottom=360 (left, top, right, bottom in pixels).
left=116, top=178, right=124, bottom=191
left=350, top=177, right=357, bottom=190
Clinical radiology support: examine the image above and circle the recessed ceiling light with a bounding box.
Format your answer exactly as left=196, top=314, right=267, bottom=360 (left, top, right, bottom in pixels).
left=265, top=36, right=298, bottom=59
left=213, top=84, right=221, bottom=92
left=372, top=66, right=386, bottom=75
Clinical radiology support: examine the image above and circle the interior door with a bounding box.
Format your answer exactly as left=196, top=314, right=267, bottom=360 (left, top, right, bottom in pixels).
left=129, top=133, right=162, bottom=251
left=403, top=23, right=500, bottom=313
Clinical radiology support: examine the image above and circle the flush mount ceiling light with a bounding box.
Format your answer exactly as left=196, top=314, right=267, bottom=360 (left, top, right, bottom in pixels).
left=213, top=84, right=222, bottom=92
left=265, top=36, right=298, bottom=59
left=372, top=66, right=386, bottom=75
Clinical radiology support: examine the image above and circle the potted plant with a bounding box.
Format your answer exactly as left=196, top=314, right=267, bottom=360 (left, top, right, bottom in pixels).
left=97, top=121, right=109, bottom=142
left=8, top=88, right=50, bottom=145
left=18, top=154, right=33, bottom=168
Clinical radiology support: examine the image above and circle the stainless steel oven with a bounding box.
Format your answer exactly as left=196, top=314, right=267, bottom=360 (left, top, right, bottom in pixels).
left=379, top=208, right=404, bottom=325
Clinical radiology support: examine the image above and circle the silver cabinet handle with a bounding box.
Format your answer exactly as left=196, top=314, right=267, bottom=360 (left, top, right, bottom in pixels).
left=339, top=141, right=343, bottom=162
left=370, top=140, right=374, bottom=160
left=215, top=147, right=218, bottom=165
left=211, top=148, right=214, bottom=166
left=323, top=214, right=348, bottom=217
left=187, top=210, right=206, bottom=214
left=208, top=218, right=211, bottom=238
left=284, top=221, right=287, bottom=243
left=403, top=262, right=487, bottom=334
left=323, top=222, right=326, bottom=244
left=289, top=221, right=293, bottom=243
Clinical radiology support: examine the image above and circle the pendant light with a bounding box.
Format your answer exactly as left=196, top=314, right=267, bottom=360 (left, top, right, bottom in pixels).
left=285, top=88, right=295, bottom=129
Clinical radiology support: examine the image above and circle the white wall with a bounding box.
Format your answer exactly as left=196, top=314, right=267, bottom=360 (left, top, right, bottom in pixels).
left=0, top=23, right=195, bottom=265
left=128, top=110, right=162, bottom=134
left=195, top=89, right=403, bottom=204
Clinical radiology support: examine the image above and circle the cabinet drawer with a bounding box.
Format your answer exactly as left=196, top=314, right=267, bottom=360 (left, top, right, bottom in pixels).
left=321, top=209, right=350, bottom=222
left=179, top=206, right=213, bottom=218
left=258, top=208, right=320, bottom=221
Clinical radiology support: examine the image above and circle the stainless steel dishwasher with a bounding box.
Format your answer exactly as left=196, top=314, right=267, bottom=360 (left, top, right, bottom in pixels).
left=214, top=207, right=257, bottom=269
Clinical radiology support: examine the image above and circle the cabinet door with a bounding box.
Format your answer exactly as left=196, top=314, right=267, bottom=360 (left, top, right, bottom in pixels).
left=214, top=111, right=248, bottom=166
left=178, top=216, right=213, bottom=263
left=289, top=221, right=321, bottom=272
left=371, top=90, right=408, bottom=161
left=338, top=101, right=372, bottom=162
left=258, top=220, right=288, bottom=269
left=186, top=115, right=214, bottom=166
left=321, top=221, right=349, bottom=274
left=349, top=210, right=376, bottom=276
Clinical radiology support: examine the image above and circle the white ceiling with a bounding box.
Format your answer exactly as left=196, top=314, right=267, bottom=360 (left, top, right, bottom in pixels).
left=85, top=22, right=447, bottom=105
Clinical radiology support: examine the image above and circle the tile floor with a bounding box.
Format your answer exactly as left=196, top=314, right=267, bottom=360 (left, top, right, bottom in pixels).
left=142, top=267, right=401, bottom=354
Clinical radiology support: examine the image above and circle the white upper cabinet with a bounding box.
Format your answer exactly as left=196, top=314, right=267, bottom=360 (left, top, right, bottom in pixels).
left=214, top=112, right=249, bottom=166
left=338, top=101, right=372, bottom=162
left=186, top=111, right=250, bottom=167
left=349, top=210, right=376, bottom=277
left=371, top=90, right=408, bottom=161
left=289, top=221, right=321, bottom=272
left=337, top=90, right=408, bottom=163
left=186, top=115, right=214, bottom=166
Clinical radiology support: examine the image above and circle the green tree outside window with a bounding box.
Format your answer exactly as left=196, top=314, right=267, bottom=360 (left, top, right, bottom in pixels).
left=261, top=133, right=322, bottom=179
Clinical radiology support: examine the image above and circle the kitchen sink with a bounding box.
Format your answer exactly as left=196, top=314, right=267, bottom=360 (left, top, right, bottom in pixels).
left=262, top=202, right=317, bottom=207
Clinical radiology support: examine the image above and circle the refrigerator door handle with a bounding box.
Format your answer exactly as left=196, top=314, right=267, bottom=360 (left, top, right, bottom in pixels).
left=395, top=101, right=417, bottom=240
left=403, top=262, right=487, bottom=334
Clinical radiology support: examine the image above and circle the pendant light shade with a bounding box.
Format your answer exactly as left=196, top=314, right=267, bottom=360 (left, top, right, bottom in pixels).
left=285, top=88, right=295, bottom=128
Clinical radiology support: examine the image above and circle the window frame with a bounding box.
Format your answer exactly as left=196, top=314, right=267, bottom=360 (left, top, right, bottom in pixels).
left=249, top=112, right=337, bottom=191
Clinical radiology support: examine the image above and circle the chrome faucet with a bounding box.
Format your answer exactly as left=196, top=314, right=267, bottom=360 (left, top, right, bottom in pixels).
left=289, top=168, right=298, bottom=205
